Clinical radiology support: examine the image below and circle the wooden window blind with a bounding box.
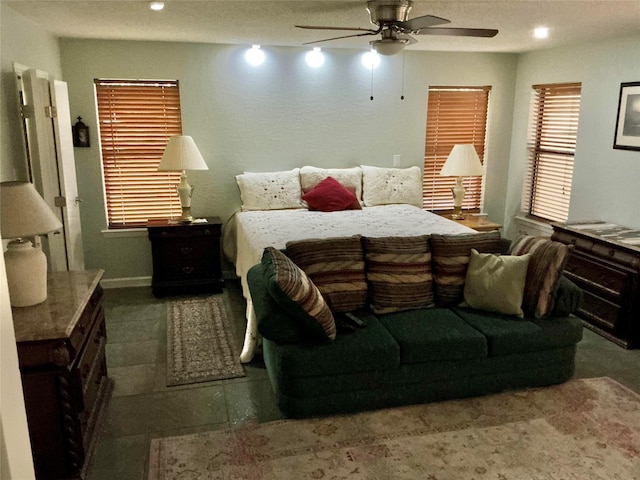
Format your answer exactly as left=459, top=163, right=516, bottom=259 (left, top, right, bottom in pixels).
left=423, top=86, right=490, bottom=212
left=522, top=82, right=581, bottom=222
left=95, top=79, right=182, bottom=228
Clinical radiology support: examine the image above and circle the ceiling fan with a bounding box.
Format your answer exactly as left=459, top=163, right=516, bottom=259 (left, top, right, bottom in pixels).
left=296, top=0, right=498, bottom=56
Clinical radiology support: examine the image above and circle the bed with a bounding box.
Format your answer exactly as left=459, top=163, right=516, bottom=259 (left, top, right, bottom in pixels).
left=225, top=166, right=475, bottom=362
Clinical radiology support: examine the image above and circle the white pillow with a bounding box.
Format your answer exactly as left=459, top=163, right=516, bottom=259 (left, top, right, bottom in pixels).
left=300, top=166, right=363, bottom=202
left=361, top=165, right=423, bottom=207
left=235, top=168, right=305, bottom=211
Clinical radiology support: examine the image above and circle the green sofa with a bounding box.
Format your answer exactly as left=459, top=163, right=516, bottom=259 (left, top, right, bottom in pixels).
left=247, top=233, right=583, bottom=418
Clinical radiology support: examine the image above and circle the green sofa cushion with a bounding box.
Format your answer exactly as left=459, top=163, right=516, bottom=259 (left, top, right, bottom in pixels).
left=454, top=307, right=583, bottom=356
left=378, top=308, right=488, bottom=363
left=265, top=310, right=400, bottom=378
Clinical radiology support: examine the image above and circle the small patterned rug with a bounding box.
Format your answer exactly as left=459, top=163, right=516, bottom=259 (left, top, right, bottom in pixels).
left=166, top=295, right=244, bottom=386
left=148, top=377, right=640, bottom=479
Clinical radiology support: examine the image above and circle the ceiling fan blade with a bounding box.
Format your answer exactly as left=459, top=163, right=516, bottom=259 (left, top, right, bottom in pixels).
left=302, top=30, right=381, bottom=46
left=296, top=25, right=379, bottom=33
left=416, top=27, right=498, bottom=38
left=397, top=14, right=450, bottom=32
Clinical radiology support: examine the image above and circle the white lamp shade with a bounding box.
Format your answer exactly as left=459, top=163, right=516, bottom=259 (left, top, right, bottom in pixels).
left=158, top=135, right=208, bottom=171
left=0, top=181, right=62, bottom=239
left=440, top=144, right=484, bottom=177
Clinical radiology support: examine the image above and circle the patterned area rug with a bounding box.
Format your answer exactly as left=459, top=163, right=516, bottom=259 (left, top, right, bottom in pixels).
left=148, top=377, right=640, bottom=479
left=166, top=295, right=244, bottom=386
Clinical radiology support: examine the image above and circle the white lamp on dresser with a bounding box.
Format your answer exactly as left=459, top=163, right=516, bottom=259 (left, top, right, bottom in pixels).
left=1, top=181, right=62, bottom=307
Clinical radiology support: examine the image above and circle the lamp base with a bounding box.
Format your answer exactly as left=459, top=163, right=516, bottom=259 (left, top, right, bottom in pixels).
left=5, top=239, right=48, bottom=307
left=178, top=206, right=194, bottom=223
left=450, top=207, right=465, bottom=220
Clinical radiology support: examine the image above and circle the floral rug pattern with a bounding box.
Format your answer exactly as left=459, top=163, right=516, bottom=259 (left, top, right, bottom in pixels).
left=148, top=377, right=640, bottom=479
left=166, top=295, right=244, bottom=386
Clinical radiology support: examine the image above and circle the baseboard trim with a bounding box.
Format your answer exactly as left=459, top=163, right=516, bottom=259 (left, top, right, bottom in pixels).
left=101, top=276, right=152, bottom=289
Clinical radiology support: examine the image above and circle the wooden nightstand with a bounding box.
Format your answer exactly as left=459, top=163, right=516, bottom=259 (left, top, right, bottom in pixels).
left=12, top=270, right=111, bottom=479
left=453, top=215, right=501, bottom=232
left=147, top=217, right=224, bottom=297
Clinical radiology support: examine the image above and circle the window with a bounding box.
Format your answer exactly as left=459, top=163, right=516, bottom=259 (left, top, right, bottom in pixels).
left=522, top=82, right=581, bottom=223
left=423, top=86, right=491, bottom=212
left=95, top=79, right=182, bottom=228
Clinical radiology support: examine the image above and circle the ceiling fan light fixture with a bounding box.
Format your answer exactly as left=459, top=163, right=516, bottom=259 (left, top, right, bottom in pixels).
left=370, top=39, right=406, bottom=56
left=534, top=27, right=549, bottom=39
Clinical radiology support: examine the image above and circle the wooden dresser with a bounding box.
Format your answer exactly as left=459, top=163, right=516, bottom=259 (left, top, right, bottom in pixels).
left=147, top=217, right=224, bottom=297
left=551, top=223, right=640, bottom=348
left=12, top=270, right=111, bottom=479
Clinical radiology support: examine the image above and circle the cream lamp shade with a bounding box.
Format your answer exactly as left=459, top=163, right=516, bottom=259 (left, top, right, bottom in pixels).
left=440, top=144, right=484, bottom=220
left=158, top=135, right=208, bottom=223
left=1, top=181, right=63, bottom=307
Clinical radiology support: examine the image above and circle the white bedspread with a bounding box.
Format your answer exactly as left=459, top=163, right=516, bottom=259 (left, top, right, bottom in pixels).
left=233, top=204, right=474, bottom=298
left=228, top=204, right=476, bottom=362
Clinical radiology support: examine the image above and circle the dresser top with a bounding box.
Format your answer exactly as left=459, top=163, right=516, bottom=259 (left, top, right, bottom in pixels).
left=553, top=222, right=640, bottom=255
left=11, top=269, right=104, bottom=343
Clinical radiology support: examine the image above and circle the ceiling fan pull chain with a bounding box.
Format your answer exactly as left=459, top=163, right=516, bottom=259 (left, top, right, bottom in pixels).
left=370, top=62, right=375, bottom=101
left=400, top=50, right=406, bottom=100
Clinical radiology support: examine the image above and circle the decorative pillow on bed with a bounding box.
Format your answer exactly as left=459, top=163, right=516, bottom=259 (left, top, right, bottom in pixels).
left=360, top=165, right=423, bottom=208
left=509, top=235, right=573, bottom=319
left=363, top=235, right=434, bottom=314
left=463, top=249, right=531, bottom=317
left=261, top=246, right=336, bottom=341
left=301, top=176, right=361, bottom=212
left=300, top=166, right=363, bottom=203
left=286, top=236, right=367, bottom=312
left=430, top=231, right=503, bottom=307
left=235, top=168, right=305, bottom=211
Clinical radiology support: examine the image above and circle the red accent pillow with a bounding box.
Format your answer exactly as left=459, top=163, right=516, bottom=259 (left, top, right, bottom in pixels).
left=302, top=176, right=361, bottom=212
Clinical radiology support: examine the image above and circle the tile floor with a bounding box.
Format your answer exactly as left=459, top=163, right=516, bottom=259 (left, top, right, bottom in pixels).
left=87, top=279, right=640, bottom=480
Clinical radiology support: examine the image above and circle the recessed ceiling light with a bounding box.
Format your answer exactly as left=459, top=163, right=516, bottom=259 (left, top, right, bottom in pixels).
left=534, top=27, right=549, bottom=39
left=149, top=2, right=165, bottom=11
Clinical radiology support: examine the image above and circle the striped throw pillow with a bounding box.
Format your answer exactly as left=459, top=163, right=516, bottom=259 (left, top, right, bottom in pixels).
left=261, top=246, right=336, bottom=341
left=286, top=236, right=367, bottom=313
left=509, top=235, right=573, bottom=318
left=430, top=231, right=503, bottom=307
left=363, top=235, right=433, bottom=314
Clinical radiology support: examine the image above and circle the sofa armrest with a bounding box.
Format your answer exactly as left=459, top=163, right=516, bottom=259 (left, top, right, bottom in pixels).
left=551, top=275, right=583, bottom=317
left=247, top=263, right=306, bottom=344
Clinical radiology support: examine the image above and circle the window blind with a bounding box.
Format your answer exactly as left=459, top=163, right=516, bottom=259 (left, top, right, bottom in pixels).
left=423, top=86, right=490, bottom=212
left=95, top=79, right=183, bottom=228
left=522, top=82, right=581, bottom=222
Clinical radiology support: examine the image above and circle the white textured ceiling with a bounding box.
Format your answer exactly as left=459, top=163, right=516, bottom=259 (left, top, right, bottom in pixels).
left=7, top=0, right=640, bottom=53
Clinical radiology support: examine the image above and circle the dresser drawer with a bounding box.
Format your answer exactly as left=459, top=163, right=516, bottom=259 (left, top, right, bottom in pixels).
left=579, top=290, right=622, bottom=332
left=69, top=286, right=104, bottom=356
left=564, top=253, right=629, bottom=301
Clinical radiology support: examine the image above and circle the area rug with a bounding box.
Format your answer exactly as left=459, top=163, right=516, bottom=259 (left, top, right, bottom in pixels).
left=166, top=295, right=244, bottom=386
left=148, top=377, right=640, bottom=479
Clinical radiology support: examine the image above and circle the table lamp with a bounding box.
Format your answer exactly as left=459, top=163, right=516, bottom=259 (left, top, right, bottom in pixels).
left=1, top=181, right=63, bottom=307
left=157, top=135, right=209, bottom=223
left=439, top=144, right=484, bottom=220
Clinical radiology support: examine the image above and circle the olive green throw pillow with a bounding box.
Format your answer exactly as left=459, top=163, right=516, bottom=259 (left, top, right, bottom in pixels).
left=261, top=246, right=336, bottom=341
left=463, top=249, right=531, bottom=317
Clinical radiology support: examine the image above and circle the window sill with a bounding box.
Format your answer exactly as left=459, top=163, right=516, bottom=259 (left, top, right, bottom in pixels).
left=101, top=228, right=147, bottom=239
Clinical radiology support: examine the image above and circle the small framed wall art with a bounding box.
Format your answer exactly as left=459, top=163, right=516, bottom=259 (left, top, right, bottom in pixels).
left=72, top=116, right=90, bottom=147
left=613, top=81, right=640, bottom=151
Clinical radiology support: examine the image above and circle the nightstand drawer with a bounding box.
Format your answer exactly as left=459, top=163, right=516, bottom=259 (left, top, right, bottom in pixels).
left=148, top=217, right=223, bottom=296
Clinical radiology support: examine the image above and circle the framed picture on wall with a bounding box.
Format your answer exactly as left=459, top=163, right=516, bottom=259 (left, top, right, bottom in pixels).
left=613, top=81, right=640, bottom=151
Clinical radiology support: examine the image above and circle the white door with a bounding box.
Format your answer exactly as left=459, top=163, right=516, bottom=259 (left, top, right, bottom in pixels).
left=18, top=68, right=85, bottom=271
left=51, top=80, right=85, bottom=270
